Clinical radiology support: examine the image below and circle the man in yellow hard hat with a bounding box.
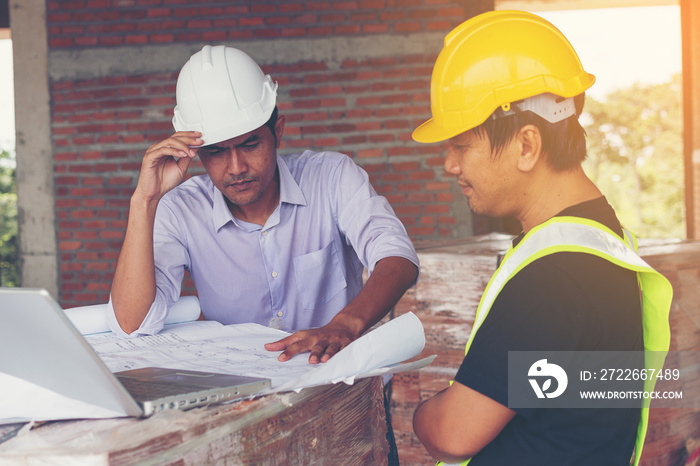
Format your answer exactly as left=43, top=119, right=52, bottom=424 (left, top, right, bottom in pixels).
left=411, top=10, right=671, bottom=466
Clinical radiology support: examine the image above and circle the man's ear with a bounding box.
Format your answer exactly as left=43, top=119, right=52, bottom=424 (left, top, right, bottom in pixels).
left=516, top=124, right=542, bottom=173
left=275, top=114, right=286, bottom=149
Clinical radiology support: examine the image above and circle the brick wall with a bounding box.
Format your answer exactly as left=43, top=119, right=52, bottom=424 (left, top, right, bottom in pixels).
left=47, top=1, right=465, bottom=47
left=48, top=0, right=472, bottom=307
left=53, top=73, right=179, bottom=304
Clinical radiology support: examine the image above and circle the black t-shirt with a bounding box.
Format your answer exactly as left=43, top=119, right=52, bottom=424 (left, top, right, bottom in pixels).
left=455, top=197, right=644, bottom=466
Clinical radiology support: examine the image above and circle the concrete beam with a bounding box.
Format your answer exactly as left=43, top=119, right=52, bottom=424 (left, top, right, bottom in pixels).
left=48, top=32, right=447, bottom=82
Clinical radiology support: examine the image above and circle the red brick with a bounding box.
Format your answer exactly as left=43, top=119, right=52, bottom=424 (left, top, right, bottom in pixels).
left=437, top=7, right=465, bottom=17
left=281, top=28, right=306, bottom=37
left=57, top=199, right=80, bottom=208
left=199, top=6, right=224, bottom=15
left=407, top=193, right=434, bottom=203
left=388, top=147, right=413, bottom=156
left=360, top=163, right=387, bottom=173
left=394, top=23, right=421, bottom=32
left=59, top=241, right=82, bottom=251
left=427, top=20, right=452, bottom=31
left=309, top=26, right=333, bottom=35
left=385, top=194, right=406, bottom=204
left=279, top=3, right=303, bottom=12
left=425, top=182, right=451, bottom=191
left=438, top=216, right=457, bottom=225
left=50, top=38, right=74, bottom=47
left=409, top=170, right=435, bottom=181
left=306, top=2, right=332, bottom=10
left=357, top=149, right=383, bottom=159
left=99, top=230, right=125, bottom=239
left=314, top=137, right=339, bottom=146
left=126, top=35, right=149, bottom=44
left=335, top=25, right=361, bottom=34
left=356, top=122, right=381, bottom=131
left=393, top=162, right=420, bottom=171
left=99, top=36, right=124, bottom=46
left=333, top=1, right=358, bottom=10
left=48, top=12, right=72, bottom=22
left=74, top=231, right=98, bottom=240
left=58, top=221, right=81, bottom=229
left=84, top=221, right=108, bottom=229
left=408, top=226, right=435, bottom=236
left=202, top=31, right=227, bottom=41
left=363, top=24, right=388, bottom=33
left=397, top=183, right=421, bottom=192
left=320, top=98, right=346, bottom=107
left=151, top=34, right=175, bottom=43
left=265, top=16, right=291, bottom=25
left=425, top=204, right=449, bottom=214
left=148, top=8, right=170, bottom=17
left=84, top=242, right=108, bottom=250
left=394, top=205, right=421, bottom=215
left=109, top=177, right=133, bottom=185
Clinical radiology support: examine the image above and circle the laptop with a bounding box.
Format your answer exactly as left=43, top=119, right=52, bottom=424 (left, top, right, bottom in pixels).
left=0, top=288, right=271, bottom=418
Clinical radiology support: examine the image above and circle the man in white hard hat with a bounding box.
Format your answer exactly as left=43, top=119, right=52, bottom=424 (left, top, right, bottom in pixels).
left=410, top=11, right=671, bottom=466
left=107, top=45, right=420, bottom=367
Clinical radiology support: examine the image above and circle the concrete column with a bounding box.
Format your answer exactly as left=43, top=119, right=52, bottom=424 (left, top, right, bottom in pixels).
left=9, top=0, right=58, bottom=297
left=682, top=0, right=700, bottom=239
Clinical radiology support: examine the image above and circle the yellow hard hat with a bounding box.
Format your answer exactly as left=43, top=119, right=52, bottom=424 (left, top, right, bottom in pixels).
left=412, top=10, right=595, bottom=143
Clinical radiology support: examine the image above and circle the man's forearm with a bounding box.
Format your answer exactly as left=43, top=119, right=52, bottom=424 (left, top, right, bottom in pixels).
left=110, top=195, right=160, bottom=333
left=330, top=256, right=419, bottom=335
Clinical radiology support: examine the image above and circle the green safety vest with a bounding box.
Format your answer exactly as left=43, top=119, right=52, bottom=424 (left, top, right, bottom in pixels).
left=437, top=216, right=673, bottom=466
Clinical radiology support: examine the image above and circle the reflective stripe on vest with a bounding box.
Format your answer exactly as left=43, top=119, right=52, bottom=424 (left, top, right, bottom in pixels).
left=437, top=217, right=672, bottom=466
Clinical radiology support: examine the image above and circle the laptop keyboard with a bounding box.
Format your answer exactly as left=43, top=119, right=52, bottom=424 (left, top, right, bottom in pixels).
left=117, top=377, right=206, bottom=399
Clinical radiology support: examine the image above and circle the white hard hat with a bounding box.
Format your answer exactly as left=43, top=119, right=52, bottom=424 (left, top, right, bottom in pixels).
left=172, top=45, right=278, bottom=146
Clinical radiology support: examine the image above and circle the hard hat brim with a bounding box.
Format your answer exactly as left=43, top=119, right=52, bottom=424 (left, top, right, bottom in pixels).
left=412, top=118, right=462, bottom=144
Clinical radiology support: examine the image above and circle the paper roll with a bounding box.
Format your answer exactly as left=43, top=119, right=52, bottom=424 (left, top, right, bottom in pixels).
left=64, top=296, right=201, bottom=335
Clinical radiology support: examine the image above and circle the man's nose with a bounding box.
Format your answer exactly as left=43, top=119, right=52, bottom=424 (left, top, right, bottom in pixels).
left=444, top=148, right=460, bottom=176
left=227, top=150, right=248, bottom=175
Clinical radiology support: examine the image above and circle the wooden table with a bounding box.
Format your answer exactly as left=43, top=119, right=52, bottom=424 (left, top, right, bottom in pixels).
left=0, top=377, right=389, bottom=465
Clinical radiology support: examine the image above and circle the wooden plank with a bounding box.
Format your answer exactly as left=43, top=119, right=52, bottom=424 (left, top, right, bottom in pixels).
left=0, top=377, right=389, bottom=465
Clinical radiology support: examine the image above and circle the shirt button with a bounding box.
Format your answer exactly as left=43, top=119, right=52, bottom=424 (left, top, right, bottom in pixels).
left=277, top=311, right=284, bottom=317
left=271, top=271, right=278, bottom=278
left=262, top=230, right=268, bottom=236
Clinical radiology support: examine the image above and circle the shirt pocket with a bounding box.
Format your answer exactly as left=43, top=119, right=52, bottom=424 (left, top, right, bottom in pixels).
left=293, top=241, right=348, bottom=310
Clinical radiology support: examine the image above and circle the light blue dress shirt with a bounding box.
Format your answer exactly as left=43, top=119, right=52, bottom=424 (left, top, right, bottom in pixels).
left=107, top=150, right=419, bottom=336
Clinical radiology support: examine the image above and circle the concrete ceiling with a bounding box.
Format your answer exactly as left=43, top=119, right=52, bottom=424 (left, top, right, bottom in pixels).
left=495, top=0, right=676, bottom=11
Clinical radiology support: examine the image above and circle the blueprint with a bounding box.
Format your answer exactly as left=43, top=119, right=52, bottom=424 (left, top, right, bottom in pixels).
left=86, top=313, right=432, bottom=391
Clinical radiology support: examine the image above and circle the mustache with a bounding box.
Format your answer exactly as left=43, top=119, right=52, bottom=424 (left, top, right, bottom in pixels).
left=225, top=175, right=257, bottom=184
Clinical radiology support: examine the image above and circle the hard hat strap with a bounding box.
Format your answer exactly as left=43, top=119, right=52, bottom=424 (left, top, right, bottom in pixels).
left=492, top=93, right=576, bottom=124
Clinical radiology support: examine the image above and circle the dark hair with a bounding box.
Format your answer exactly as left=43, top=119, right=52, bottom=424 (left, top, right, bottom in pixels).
left=263, top=106, right=279, bottom=144
left=473, top=93, right=587, bottom=171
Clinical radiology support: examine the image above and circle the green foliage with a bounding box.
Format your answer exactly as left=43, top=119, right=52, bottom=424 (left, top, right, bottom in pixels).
left=0, top=148, right=18, bottom=286
left=582, top=74, right=683, bottom=238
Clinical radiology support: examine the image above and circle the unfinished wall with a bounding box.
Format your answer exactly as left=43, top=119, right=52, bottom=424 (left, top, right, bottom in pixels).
left=33, top=0, right=481, bottom=307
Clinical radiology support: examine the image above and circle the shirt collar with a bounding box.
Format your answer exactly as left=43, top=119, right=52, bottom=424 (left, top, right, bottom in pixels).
left=212, top=155, right=307, bottom=231
left=277, top=154, right=307, bottom=208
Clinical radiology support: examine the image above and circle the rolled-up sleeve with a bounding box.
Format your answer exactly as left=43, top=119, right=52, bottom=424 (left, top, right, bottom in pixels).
left=333, top=155, right=420, bottom=281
